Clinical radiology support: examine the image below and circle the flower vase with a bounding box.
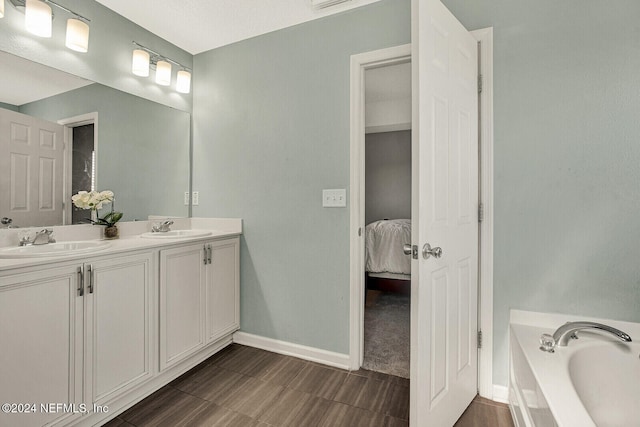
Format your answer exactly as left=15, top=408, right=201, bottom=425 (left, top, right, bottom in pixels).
left=104, top=225, right=119, bottom=240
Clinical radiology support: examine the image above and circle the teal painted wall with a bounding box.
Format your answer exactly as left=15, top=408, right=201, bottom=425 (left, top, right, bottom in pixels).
left=0, top=0, right=192, bottom=112
left=0, top=102, right=19, bottom=112
left=192, top=0, right=411, bottom=354
left=442, top=0, right=640, bottom=386
left=21, top=84, right=190, bottom=221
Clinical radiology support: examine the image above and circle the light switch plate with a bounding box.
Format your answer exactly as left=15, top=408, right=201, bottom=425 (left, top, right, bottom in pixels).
left=192, top=191, right=199, bottom=206
left=184, top=192, right=190, bottom=205
left=323, top=189, right=346, bottom=208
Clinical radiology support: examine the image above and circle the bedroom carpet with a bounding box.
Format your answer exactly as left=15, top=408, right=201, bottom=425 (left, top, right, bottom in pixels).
left=363, top=291, right=410, bottom=378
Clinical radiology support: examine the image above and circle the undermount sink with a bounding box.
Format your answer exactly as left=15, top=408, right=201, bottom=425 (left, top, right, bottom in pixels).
left=139, top=230, right=212, bottom=239
left=0, top=241, right=112, bottom=258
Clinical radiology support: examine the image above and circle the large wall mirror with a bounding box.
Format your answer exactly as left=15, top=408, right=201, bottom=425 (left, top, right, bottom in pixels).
left=0, top=50, right=191, bottom=228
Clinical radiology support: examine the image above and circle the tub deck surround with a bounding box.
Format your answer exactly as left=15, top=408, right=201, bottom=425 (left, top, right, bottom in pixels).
left=0, top=217, right=242, bottom=271
left=509, top=310, right=640, bottom=427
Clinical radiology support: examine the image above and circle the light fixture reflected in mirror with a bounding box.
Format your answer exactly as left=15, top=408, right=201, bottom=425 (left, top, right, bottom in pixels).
left=65, top=18, right=89, bottom=52
left=132, top=41, right=192, bottom=94
left=9, top=0, right=91, bottom=51
left=155, top=60, right=171, bottom=86
left=176, top=70, right=191, bottom=94
left=25, top=0, right=52, bottom=38
left=132, top=49, right=150, bottom=77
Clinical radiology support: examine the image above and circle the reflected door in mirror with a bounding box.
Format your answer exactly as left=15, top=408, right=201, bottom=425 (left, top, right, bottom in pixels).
left=0, top=108, right=64, bottom=227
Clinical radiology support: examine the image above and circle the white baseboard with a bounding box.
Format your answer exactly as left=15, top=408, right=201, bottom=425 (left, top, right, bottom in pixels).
left=492, top=384, right=509, bottom=404
left=233, top=331, right=351, bottom=370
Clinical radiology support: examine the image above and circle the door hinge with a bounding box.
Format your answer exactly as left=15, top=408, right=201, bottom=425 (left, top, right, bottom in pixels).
left=478, top=202, right=484, bottom=223
left=477, top=330, right=483, bottom=349
left=478, top=74, right=483, bottom=94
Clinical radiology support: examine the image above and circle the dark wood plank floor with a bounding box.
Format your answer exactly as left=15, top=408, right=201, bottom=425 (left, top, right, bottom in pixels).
left=455, top=396, right=514, bottom=427
left=104, top=344, right=512, bottom=427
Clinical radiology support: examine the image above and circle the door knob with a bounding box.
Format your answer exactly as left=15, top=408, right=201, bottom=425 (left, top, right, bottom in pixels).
left=422, top=243, right=443, bottom=259
left=403, top=244, right=418, bottom=259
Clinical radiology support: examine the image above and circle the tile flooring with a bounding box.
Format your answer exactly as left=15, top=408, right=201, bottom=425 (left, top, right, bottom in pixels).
left=104, top=344, right=512, bottom=427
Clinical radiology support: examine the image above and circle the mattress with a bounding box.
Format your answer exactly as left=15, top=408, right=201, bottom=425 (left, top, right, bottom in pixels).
left=365, top=219, right=411, bottom=275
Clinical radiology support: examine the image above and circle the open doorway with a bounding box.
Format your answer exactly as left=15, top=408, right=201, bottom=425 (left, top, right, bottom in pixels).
left=71, top=124, right=95, bottom=224
left=59, top=112, right=98, bottom=225
left=361, top=61, right=412, bottom=378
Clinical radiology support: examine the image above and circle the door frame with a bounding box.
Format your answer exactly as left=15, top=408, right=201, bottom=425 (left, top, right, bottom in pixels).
left=349, top=28, right=494, bottom=399
left=58, top=112, right=98, bottom=225
left=349, top=43, right=412, bottom=371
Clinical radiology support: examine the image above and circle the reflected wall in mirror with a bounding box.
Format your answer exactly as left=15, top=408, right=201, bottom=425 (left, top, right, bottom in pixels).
left=0, top=51, right=191, bottom=228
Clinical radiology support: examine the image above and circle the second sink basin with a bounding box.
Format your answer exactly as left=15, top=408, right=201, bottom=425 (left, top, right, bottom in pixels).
left=139, top=230, right=212, bottom=239
left=0, top=241, right=112, bottom=258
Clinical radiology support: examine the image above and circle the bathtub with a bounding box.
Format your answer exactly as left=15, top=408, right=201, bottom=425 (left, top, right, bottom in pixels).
left=509, top=310, right=640, bottom=427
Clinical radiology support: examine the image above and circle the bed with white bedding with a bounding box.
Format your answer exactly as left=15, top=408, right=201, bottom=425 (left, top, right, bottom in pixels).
left=365, top=219, right=411, bottom=290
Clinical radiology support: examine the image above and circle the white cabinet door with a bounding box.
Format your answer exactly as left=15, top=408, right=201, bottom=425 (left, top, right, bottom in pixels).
left=206, top=237, right=240, bottom=343
left=0, top=265, right=83, bottom=427
left=84, top=253, right=154, bottom=409
left=159, top=243, right=206, bottom=370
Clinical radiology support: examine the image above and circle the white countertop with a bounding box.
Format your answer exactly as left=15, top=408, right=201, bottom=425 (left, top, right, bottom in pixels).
left=0, top=217, right=241, bottom=272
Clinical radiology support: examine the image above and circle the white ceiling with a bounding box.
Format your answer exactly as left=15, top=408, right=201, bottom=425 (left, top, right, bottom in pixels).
left=95, top=0, right=383, bottom=55
left=365, top=62, right=411, bottom=104
left=0, top=51, right=93, bottom=106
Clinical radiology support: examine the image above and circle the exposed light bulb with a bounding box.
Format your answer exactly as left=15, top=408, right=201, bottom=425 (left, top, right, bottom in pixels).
left=0, top=0, right=5, bottom=19
left=155, top=60, right=171, bottom=86
left=25, top=0, right=52, bottom=38
left=176, top=70, right=191, bottom=94
left=66, top=18, right=89, bottom=52
left=132, top=49, right=150, bottom=77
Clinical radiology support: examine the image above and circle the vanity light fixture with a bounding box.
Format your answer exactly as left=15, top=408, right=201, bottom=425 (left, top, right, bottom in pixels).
left=155, top=60, right=171, bottom=86
left=25, top=0, right=51, bottom=37
left=65, top=18, right=89, bottom=52
left=176, top=69, right=191, bottom=94
left=132, top=41, right=192, bottom=94
left=1, top=0, right=5, bottom=18
left=132, top=49, right=150, bottom=77
left=9, top=0, right=90, bottom=51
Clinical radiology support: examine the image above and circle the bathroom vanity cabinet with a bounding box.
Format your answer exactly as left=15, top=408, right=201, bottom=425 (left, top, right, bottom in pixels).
left=0, top=251, right=153, bottom=427
left=0, top=233, right=240, bottom=427
left=159, top=237, right=240, bottom=370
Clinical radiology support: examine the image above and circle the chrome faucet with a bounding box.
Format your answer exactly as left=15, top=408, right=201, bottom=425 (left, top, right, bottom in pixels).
left=151, top=219, right=174, bottom=233
left=19, top=229, right=56, bottom=246
left=540, top=321, right=632, bottom=352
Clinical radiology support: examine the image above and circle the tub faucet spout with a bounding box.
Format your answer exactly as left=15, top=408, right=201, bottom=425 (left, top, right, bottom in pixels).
left=553, top=321, right=632, bottom=347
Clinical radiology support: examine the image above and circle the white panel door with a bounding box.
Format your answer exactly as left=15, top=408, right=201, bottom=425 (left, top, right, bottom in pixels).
left=206, top=238, right=240, bottom=343
left=84, top=253, right=154, bottom=409
left=411, top=1, right=479, bottom=425
left=0, top=108, right=64, bottom=227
